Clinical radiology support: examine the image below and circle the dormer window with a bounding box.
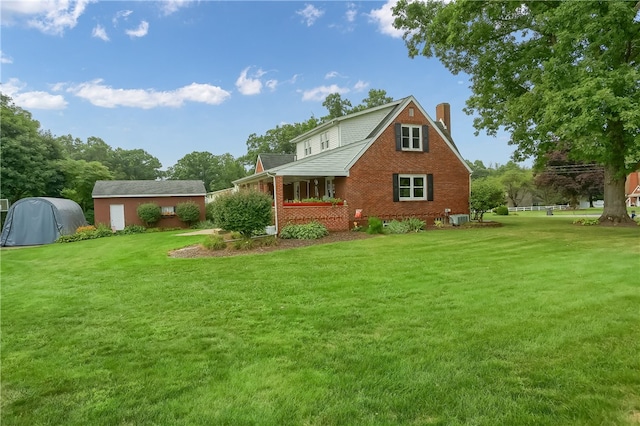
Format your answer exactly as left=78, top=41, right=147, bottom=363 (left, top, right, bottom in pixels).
left=320, top=132, right=329, bottom=151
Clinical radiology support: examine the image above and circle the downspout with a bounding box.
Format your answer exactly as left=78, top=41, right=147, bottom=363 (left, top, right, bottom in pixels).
left=266, top=172, right=278, bottom=234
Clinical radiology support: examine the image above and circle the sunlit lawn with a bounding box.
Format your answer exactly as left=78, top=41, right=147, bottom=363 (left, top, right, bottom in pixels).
left=1, top=216, right=639, bottom=425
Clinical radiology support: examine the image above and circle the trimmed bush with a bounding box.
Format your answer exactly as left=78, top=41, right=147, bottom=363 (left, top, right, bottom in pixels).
left=137, top=203, right=162, bottom=226
left=494, top=205, right=509, bottom=216
left=211, top=191, right=273, bottom=238
left=279, top=221, right=329, bottom=240
left=176, top=201, right=201, bottom=226
left=366, top=217, right=384, bottom=234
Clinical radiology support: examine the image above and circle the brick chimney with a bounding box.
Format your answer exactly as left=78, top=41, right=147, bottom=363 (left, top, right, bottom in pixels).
left=436, top=103, right=451, bottom=134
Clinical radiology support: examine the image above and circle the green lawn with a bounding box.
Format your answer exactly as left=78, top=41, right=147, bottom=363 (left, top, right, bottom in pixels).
left=2, top=217, right=639, bottom=425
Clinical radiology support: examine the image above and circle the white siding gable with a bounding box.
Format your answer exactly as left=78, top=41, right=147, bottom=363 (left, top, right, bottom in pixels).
left=296, top=127, right=339, bottom=159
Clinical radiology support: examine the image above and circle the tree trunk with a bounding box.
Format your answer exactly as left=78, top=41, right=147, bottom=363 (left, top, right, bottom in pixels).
left=600, top=166, right=634, bottom=225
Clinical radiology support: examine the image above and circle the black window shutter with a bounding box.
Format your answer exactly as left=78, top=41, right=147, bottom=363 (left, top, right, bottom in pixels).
left=422, top=125, right=429, bottom=152
left=427, top=174, right=434, bottom=201
left=393, top=173, right=399, bottom=202
left=395, top=123, right=402, bottom=151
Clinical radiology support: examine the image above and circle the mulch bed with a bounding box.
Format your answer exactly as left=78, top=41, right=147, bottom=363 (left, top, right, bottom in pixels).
left=168, top=231, right=377, bottom=258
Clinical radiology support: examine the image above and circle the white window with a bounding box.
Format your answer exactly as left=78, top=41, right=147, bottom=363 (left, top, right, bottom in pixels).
left=320, top=132, right=329, bottom=151
left=161, top=206, right=176, bottom=216
left=304, top=140, right=312, bottom=156
left=399, top=174, right=426, bottom=201
left=294, top=182, right=301, bottom=201
left=401, top=125, right=422, bottom=151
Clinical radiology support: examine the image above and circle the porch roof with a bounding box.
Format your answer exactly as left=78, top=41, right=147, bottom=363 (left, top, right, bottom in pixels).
left=234, top=139, right=370, bottom=185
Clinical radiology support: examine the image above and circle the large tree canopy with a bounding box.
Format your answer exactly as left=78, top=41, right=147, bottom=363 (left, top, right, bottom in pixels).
left=166, top=151, right=246, bottom=192
left=394, top=0, right=640, bottom=224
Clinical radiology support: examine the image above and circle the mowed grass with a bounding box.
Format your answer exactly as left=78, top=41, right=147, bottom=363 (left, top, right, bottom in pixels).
left=1, top=217, right=639, bottom=425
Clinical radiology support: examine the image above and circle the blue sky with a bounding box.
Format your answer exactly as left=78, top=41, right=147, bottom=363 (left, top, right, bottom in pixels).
left=1, top=0, right=518, bottom=171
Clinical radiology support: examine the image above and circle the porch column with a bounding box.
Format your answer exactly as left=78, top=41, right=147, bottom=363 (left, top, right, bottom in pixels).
left=274, top=175, right=285, bottom=234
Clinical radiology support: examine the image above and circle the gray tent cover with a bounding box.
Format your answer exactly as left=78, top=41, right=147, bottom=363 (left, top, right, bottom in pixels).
left=1, top=197, right=87, bottom=246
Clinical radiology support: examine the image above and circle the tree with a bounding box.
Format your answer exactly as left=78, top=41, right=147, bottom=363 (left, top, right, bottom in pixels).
left=470, top=177, right=505, bottom=221
left=351, top=89, right=394, bottom=113
left=0, top=95, right=66, bottom=203
left=393, top=0, right=640, bottom=225
left=59, top=159, right=114, bottom=212
left=465, top=159, right=496, bottom=180
left=496, top=162, right=533, bottom=207
left=166, top=151, right=220, bottom=192
left=111, top=148, right=163, bottom=180
left=534, top=150, right=605, bottom=208
left=209, top=153, right=247, bottom=192
left=322, top=93, right=352, bottom=120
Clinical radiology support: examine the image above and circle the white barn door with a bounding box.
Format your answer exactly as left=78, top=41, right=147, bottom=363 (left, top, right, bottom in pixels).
left=110, top=204, right=125, bottom=231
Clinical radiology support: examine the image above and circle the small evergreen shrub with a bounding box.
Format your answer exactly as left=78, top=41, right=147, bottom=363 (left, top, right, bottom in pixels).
left=494, top=205, right=509, bottom=216
left=176, top=201, right=201, bottom=226
left=137, top=203, right=162, bottom=226
left=386, top=220, right=410, bottom=234
left=279, top=221, right=329, bottom=239
left=366, top=217, right=384, bottom=234
left=212, top=191, right=273, bottom=238
left=203, top=234, right=227, bottom=250
left=116, top=225, right=147, bottom=235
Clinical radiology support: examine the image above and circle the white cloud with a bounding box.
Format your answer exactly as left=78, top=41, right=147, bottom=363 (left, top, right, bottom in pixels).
left=297, top=4, right=324, bottom=27
left=368, top=0, right=403, bottom=38
left=325, top=71, right=343, bottom=79
left=126, top=21, right=149, bottom=38
left=1, top=78, right=68, bottom=110
left=112, top=10, right=133, bottom=26
left=235, top=67, right=267, bottom=95
left=346, top=3, right=357, bottom=23
left=67, top=79, right=231, bottom=108
left=353, top=80, right=369, bottom=92
left=10, top=0, right=95, bottom=36
left=265, top=80, right=278, bottom=91
left=92, top=24, right=109, bottom=41
left=160, top=0, right=192, bottom=16
left=0, top=51, right=13, bottom=64
left=301, top=84, right=349, bottom=102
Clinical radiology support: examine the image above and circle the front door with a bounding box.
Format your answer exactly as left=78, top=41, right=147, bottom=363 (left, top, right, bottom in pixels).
left=110, top=204, right=125, bottom=230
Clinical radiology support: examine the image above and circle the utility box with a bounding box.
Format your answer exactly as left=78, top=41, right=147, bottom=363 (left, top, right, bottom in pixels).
left=449, top=214, right=470, bottom=226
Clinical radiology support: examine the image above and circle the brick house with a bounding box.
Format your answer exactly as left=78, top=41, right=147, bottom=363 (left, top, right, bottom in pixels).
left=626, top=170, right=640, bottom=207
left=233, top=96, right=472, bottom=232
left=92, top=180, right=206, bottom=230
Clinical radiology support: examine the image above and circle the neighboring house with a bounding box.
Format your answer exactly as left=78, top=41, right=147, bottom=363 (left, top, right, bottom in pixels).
left=92, top=180, right=206, bottom=230
left=626, top=170, right=640, bottom=207
left=233, top=96, right=472, bottom=232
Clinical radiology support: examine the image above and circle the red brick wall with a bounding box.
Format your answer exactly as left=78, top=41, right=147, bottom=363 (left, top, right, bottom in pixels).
left=93, top=196, right=206, bottom=229
left=344, top=101, right=470, bottom=226
left=280, top=205, right=349, bottom=231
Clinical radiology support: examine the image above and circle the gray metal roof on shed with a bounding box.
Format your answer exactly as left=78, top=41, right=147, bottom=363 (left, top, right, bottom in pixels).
left=257, top=153, right=296, bottom=170
left=92, top=180, right=206, bottom=198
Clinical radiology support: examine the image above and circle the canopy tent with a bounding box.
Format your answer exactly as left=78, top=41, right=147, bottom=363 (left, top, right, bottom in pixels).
left=1, top=197, right=86, bottom=246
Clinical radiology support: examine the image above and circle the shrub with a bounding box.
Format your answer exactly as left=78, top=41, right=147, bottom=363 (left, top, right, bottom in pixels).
left=84, top=209, right=95, bottom=225
left=202, top=234, right=227, bottom=250
left=404, top=217, right=425, bottom=232
left=205, top=202, right=217, bottom=223
left=76, top=225, right=96, bottom=233
left=57, top=223, right=114, bottom=243
left=279, top=221, right=329, bottom=240
left=494, top=205, right=509, bottom=215
left=386, top=220, right=410, bottom=234
left=176, top=201, right=201, bottom=226
left=212, top=191, right=273, bottom=238
left=137, top=203, right=161, bottom=226
left=434, top=218, right=444, bottom=229
left=366, top=217, right=384, bottom=234
left=191, top=220, right=216, bottom=229
left=94, top=223, right=114, bottom=238
left=116, top=225, right=147, bottom=235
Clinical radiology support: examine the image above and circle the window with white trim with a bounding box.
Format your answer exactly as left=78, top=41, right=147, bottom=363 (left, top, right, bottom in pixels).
left=320, top=132, right=329, bottom=151
left=401, top=125, right=422, bottom=150
left=399, top=174, right=426, bottom=200
left=325, top=178, right=335, bottom=198
left=304, top=140, right=312, bottom=156
left=161, top=206, right=176, bottom=216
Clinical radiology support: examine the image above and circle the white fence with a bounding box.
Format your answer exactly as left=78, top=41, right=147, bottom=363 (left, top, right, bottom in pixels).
left=508, top=205, right=570, bottom=212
